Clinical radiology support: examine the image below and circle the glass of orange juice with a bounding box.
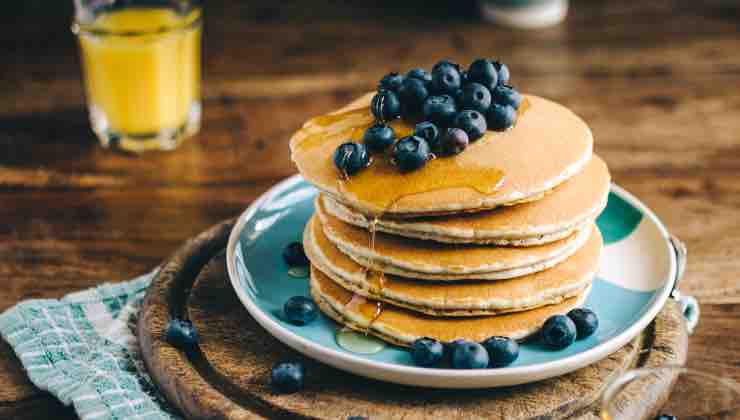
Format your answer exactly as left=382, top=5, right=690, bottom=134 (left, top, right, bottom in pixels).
left=72, top=0, right=202, bottom=153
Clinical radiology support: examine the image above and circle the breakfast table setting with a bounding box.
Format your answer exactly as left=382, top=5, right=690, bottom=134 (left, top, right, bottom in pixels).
left=1, top=0, right=739, bottom=419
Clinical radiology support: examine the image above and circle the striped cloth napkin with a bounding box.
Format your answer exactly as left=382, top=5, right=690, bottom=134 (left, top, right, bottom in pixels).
left=0, top=271, right=179, bottom=420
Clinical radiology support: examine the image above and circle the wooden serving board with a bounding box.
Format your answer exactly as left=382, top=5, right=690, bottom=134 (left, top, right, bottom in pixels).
left=137, top=220, right=688, bottom=420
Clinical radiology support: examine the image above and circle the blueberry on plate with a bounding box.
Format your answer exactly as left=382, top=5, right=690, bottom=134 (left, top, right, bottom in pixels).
left=453, top=110, right=487, bottom=141
left=371, top=90, right=402, bottom=122
left=378, top=72, right=404, bottom=93
left=542, top=314, right=577, bottom=350
left=482, top=336, right=519, bottom=367
left=486, top=104, right=517, bottom=131
left=460, top=82, right=492, bottom=114
left=284, top=296, right=319, bottom=326
left=491, top=85, right=523, bottom=109
left=467, top=58, right=499, bottom=91
left=567, top=308, right=599, bottom=339
left=334, top=142, right=370, bottom=176
left=414, top=121, right=440, bottom=149
left=271, top=361, right=305, bottom=394
left=422, top=95, right=457, bottom=126
left=410, top=337, right=444, bottom=367
left=362, top=123, right=396, bottom=152
left=165, top=318, right=199, bottom=350
left=451, top=340, right=489, bottom=369
left=392, top=136, right=431, bottom=172
left=492, top=60, right=510, bottom=85
left=440, top=127, right=469, bottom=156
left=398, top=77, right=430, bottom=116
left=430, top=60, right=462, bottom=94
left=282, top=241, right=309, bottom=267
left=406, top=67, right=432, bottom=85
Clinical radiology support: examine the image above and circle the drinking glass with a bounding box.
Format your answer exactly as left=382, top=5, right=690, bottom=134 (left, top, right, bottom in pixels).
left=601, top=366, right=740, bottom=419
left=72, top=0, right=202, bottom=153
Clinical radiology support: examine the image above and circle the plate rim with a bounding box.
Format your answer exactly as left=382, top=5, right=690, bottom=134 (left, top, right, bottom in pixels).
left=225, top=174, right=676, bottom=388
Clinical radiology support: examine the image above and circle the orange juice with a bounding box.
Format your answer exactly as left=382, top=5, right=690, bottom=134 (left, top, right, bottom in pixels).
left=76, top=7, right=201, bottom=150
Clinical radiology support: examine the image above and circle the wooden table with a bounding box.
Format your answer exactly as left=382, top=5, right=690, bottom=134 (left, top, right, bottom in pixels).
left=1, top=0, right=738, bottom=418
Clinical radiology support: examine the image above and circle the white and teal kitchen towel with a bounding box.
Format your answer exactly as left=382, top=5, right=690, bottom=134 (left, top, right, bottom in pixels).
left=0, top=270, right=179, bottom=420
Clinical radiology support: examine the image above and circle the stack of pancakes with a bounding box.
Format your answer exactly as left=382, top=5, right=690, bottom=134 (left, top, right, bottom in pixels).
left=290, top=93, right=610, bottom=346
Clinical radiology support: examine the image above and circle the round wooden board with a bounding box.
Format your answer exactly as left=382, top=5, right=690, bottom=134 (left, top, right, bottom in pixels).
left=138, top=220, right=688, bottom=420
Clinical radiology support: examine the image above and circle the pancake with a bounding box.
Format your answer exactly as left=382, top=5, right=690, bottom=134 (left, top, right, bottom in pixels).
left=322, top=155, right=610, bottom=246
left=310, top=265, right=590, bottom=346
left=315, top=199, right=593, bottom=280
left=290, top=93, right=593, bottom=217
left=304, top=216, right=601, bottom=316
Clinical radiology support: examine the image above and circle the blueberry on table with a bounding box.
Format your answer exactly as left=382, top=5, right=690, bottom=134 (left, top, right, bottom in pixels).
left=165, top=319, right=199, bottom=350
left=482, top=336, right=519, bottom=367
left=542, top=314, right=577, bottom=350
left=492, top=60, right=510, bottom=85
left=451, top=340, right=489, bottom=369
left=284, top=296, right=318, bottom=326
left=422, top=95, right=457, bottom=126
left=392, top=136, right=431, bottom=172
left=334, top=142, right=370, bottom=177
left=453, top=110, right=487, bottom=141
left=271, top=361, right=305, bottom=394
left=378, top=72, right=404, bottom=93
left=410, top=337, right=444, bottom=367
left=362, top=123, right=396, bottom=152
left=486, top=103, right=517, bottom=131
left=406, top=67, right=432, bottom=85
left=467, top=58, right=499, bottom=91
left=492, top=85, right=523, bottom=109
left=413, top=121, right=440, bottom=149
left=440, top=127, right=469, bottom=156
left=567, top=308, right=599, bottom=339
left=282, top=241, right=309, bottom=267
left=371, top=90, right=402, bottom=122
left=431, top=60, right=462, bottom=94
left=460, top=82, right=492, bottom=114
left=398, top=77, right=430, bottom=117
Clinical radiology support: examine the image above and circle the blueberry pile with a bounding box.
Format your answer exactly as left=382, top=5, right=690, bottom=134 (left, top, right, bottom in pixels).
left=334, top=58, right=522, bottom=175
left=541, top=308, right=599, bottom=350
left=410, top=335, right=519, bottom=369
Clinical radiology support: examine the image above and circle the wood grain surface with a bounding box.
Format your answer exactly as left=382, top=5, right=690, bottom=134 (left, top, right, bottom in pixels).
left=137, top=220, right=687, bottom=420
left=1, top=0, right=739, bottom=418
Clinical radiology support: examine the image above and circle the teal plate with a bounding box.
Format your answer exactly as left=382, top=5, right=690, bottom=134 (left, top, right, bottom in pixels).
left=226, top=175, right=676, bottom=388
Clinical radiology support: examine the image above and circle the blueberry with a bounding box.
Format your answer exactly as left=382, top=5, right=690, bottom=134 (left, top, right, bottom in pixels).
left=347, top=417, right=369, bottom=420
left=334, top=142, right=370, bottom=176
left=486, top=104, right=516, bottom=131
left=654, top=415, right=677, bottom=420
left=271, top=361, right=304, bottom=393
left=362, top=123, right=396, bottom=152
left=460, top=82, right=492, bottom=114
left=413, top=121, right=440, bottom=149
left=453, top=110, right=487, bottom=141
left=440, top=127, right=469, bottom=156
left=392, top=136, right=431, bottom=172
left=542, top=314, right=577, bottom=350
left=371, top=90, right=401, bottom=122
left=165, top=319, right=199, bottom=350
left=451, top=340, right=489, bottom=369
left=282, top=241, right=309, bottom=267
left=406, top=68, right=432, bottom=85
left=410, top=337, right=445, bottom=367
left=567, top=308, right=599, bottom=339
left=431, top=60, right=462, bottom=94
left=398, top=77, right=430, bottom=117
left=493, top=61, right=510, bottom=85
left=378, top=72, right=404, bottom=93
left=284, top=296, right=318, bottom=326
left=422, top=95, right=457, bottom=126
left=482, top=336, right=519, bottom=367
left=491, top=85, right=523, bottom=109
left=467, top=59, right=499, bottom=91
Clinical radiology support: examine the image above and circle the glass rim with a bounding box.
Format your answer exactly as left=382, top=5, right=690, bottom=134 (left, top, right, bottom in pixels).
left=71, top=7, right=202, bottom=37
